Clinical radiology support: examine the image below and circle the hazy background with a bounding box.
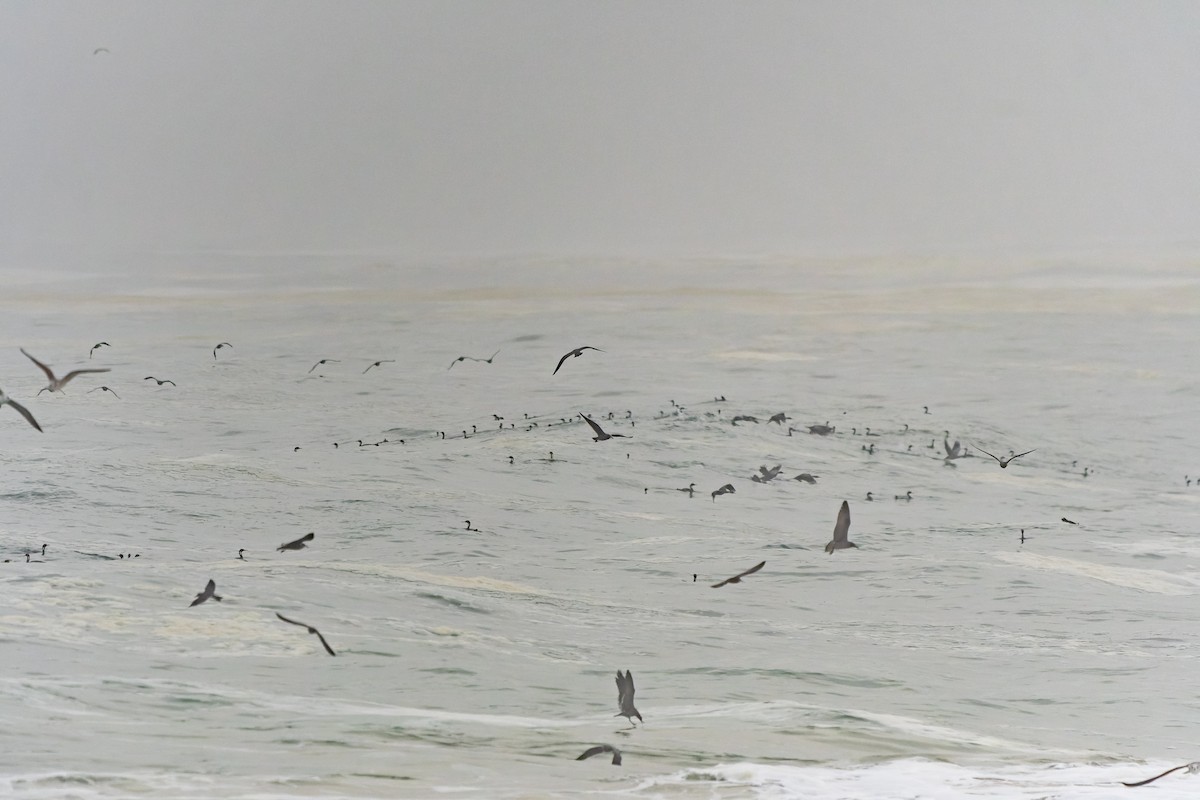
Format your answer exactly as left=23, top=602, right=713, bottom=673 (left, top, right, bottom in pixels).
left=3, top=1, right=1200, bottom=261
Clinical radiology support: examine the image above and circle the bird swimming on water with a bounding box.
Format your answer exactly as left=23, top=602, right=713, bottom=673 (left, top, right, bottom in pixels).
left=579, top=412, right=627, bottom=442
left=189, top=579, right=221, bottom=607
left=824, top=501, right=857, bottom=554
left=275, top=612, right=337, bottom=656
left=552, top=346, right=603, bottom=375
left=277, top=532, right=315, bottom=551
left=614, top=669, right=642, bottom=726
left=711, top=560, right=765, bottom=588
left=0, top=388, right=42, bottom=431
left=576, top=744, right=622, bottom=765
left=21, top=349, right=110, bottom=395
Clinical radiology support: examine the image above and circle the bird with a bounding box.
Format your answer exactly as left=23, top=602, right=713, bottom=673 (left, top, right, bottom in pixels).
left=711, top=560, right=765, bottom=588
left=144, top=377, right=176, bottom=386
left=943, top=433, right=963, bottom=459
left=24, top=552, right=43, bottom=563
left=614, top=670, right=642, bottom=726
left=189, top=579, right=221, bottom=607
left=0, top=388, right=42, bottom=432
left=213, top=342, right=232, bottom=359
left=275, top=612, right=336, bottom=656
left=1062, top=517, right=1078, bottom=525
left=576, top=744, right=622, bottom=766
left=363, top=359, right=394, bottom=373
left=89, top=342, right=110, bottom=358
left=793, top=473, right=818, bottom=484
left=21, top=349, right=110, bottom=395
left=465, top=520, right=480, bottom=532
left=807, top=423, right=834, bottom=435
left=757, top=464, right=782, bottom=481
left=277, top=532, right=315, bottom=551
left=579, top=412, right=627, bottom=441
left=711, top=483, right=736, bottom=501
left=894, top=491, right=912, bottom=501
left=448, top=349, right=500, bottom=370
left=974, top=445, right=1035, bottom=468
left=824, top=501, right=857, bottom=554
left=93, top=47, right=110, bottom=55
left=1019, top=529, right=1027, bottom=544
left=676, top=483, right=696, bottom=497
left=88, top=386, right=120, bottom=398
left=865, top=492, right=874, bottom=501
left=552, top=346, right=603, bottom=375
left=1121, top=762, right=1200, bottom=787
left=237, top=549, right=246, bottom=560
left=768, top=412, right=788, bottom=425
left=730, top=415, right=759, bottom=425
left=308, top=359, right=340, bottom=373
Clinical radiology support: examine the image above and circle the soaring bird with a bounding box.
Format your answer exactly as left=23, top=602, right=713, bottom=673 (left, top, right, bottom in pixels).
left=277, top=532, right=315, bottom=552
left=576, top=744, right=622, bottom=766
left=614, top=670, right=642, bottom=726
left=974, top=445, right=1036, bottom=468
left=21, top=349, right=109, bottom=395
left=88, top=386, right=120, bottom=398
left=189, top=579, right=221, bottom=607
left=711, top=483, right=736, bottom=501
left=793, top=473, right=818, bottom=484
left=552, top=346, right=603, bottom=375
left=308, top=359, right=340, bottom=373
left=213, top=342, right=233, bottom=359
left=579, top=412, right=628, bottom=442
left=0, top=388, right=42, bottom=431
left=144, top=377, right=176, bottom=386
left=363, top=359, right=394, bottom=373
left=448, top=349, right=500, bottom=370
left=824, top=501, right=857, bottom=554
left=89, top=342, right=111, bottom=358
left=275, top=612, right=336, bottom=656
left=711, top=560, right=765, bottom=588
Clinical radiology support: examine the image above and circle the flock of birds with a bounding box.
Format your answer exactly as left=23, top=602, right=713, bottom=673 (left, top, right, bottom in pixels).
left=4, top=340, right=1177, bottom=788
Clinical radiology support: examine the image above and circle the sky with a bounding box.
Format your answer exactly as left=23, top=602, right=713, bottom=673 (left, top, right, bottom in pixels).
left=2, top=1, right=1200, bottom=260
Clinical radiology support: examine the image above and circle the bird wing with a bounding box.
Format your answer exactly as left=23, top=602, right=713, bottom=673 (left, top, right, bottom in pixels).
left=579, top=413, right=605, bottom=437
left=487, top=349, right=500, bottom=361
left=59, top=368, right=111, bottom=386
left=6, top=397, right=42, bottom=432
left=275, top=612, right=307, bottom=628
left=309, top=362, right=321, bottom=373
left=314, top=630, right=337, bottom=656
left=302, top=532, right=315, bottom=542
left=576, top=745, right=612, bottom=761
left=1122, top=764, right=1188, bottom=787
left=20, top=349, right=55, bottom=382
left=735, top=560, right=766, bottom=580
left=552, top=351, right=572, bottom=374
left=833, top=501, right=851, bottom=544
left=710, top=577, right=731, bottom=588
left=1010, top=448, right=1036, bottom=461
left=974, top=445, right=1002, bottom=464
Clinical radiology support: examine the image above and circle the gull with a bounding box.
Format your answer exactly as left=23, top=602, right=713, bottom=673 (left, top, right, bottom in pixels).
left=1122, top=761, right=1200, bottom=787
left=213, top=342, right=232, bottom=359
left=711, top=560, right=765, bottom=588
left=711, top=483, right=735, bottom=501
left=943, top=432, right=963, bottom=459
left=448, top=349, right=500, bottom=370
left=363, top=359, right=394, bottom=373
left=88, top=386, right=120, bottom=398
left=0, top=388, right=42, bottom=431
left=974, top=445, right=1035, bottom=468
left=614, top=670, right=642, bottom=726
left=824, top=500, right=857, bottom=554
left=552, top=346, right=602, bottom=375
left=793, top=473, right=818, bottom=484
left=277, top=532, right=315, bottom=551
left=189, top=579, right=221, bottom=607
left=144, top=377, right=176, bottom=386
left=579, top=412, right=627, bottom=441
left=89, top=342, right=110, bottom=358
left=308, top=359, right=340, bottom=373
left=576, top=744, right=622, bottom=766
left=21, top=349, right=110, bottom=395
left=275, top=612, right=336, bottom=656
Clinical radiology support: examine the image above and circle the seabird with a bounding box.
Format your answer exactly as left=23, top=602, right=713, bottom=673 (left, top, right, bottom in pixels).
left=768, top=412, right=788, bottom=425
left=237, top=548, right=245, bottom=560
left=277, top=532, right=315, bottom=551
left=824, top=501, right=857, bottom=554
left=448, top=349, right=500, bottom=370
left=1121, top=762, right=1200, bottom=787
left=25, top=552, right=43, bottom=563
left=676, top=483, right=696, bottom=497
left=793, top=473, right=818, bottom=484
left=363, top=359, right=394, bottom=373
left=308, top=359, right=339, bottom=373
left=552, top=346, right=603, bottom=375
left=275, top=612, right=336, bottom=656
left=93, top=47, right=109, bottom=55
left=757, top=464, right=782, bottom=481
left=21, top=349, right=110, bottom=395
left=730, top=415, right=759, bottom=425
left=711, top=483, right=736, bottom=501
left=943, top=432, right=963, bottom=460
left=189, top=579, right=221, bottom=607
left=144, top=377, right=176, bottom=386
left=0, top=388, right=42, bottom=431
left=894, top=491, right=912, bottom=501
left=213, top=342, right=232, bottom=359
left=465, top=520, right=480, bottom=532
left=865, top=492, right=874, bottom=501
left=808, top=423, right=834, bottom=436
left=975, top=445, right=1035, bottom=468
left=1019, top=529, right=1027, bottom=543
left=88, top=386, right=120, bottom=398
left=89, top=342, right=110, bottom=358
left=711, top=560, right=765, bottom=588
left=579, top=412, right=627, bottom=441
left=1062, top=517, right=1078, bottom=525
left=614, top=670, right=642, bottom=726
left=576, top=744, right=622, bottom=766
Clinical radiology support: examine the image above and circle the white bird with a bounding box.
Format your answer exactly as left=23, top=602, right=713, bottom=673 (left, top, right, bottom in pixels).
left=21, top=349, right=109, bottom=395
left=0, top=388, right=42, bottom=431
left=824, top=501, right=857, bottom=554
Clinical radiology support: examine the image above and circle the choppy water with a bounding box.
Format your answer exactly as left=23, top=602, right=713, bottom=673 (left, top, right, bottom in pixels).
left=2, top=255, right=1200, bottom=799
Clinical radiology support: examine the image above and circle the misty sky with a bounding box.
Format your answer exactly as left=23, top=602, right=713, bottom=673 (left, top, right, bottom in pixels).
left=3, top=1, right=1199, bottom=259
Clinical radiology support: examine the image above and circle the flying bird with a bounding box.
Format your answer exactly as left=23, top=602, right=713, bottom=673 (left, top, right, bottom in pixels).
left=213, top=342, right=233, bottom=359
left=614, top=669, right=642, bottom=726
left=768, top=412, right=788, bottom=425
left=1121, top=761, right=1200, bottom=787
left=552, top=346, right=603, bottom=375
left=89, top=342, right=110, bottom=358
left=93, top=47, right=109, bottom=55
left=275, top=612, right=336, bottom=656
left=711, top=483, right=736, bottom=501
left=793, top=473, right=818, bottom=484
left=943, top=432, right=963, bottom=459
left=579, top=412, right=628, bottom=441
left=0, top=388, right=42, bottom=432
left=576, top=744, right=622, bottom=766
left=277, top=532, right=315, bottom=552
left=711, top=560, right=765, bottom=588
left=189, top=579, right=221, bottom=607
left=448, top=349, right=500, bottom=370
left=363, top=359, right=394, bottom=373
left=87, top=386, right=120, bottom=398
left=144, top=377, right=176, bottom=386
left=824, top=501, right=857, bottom=554
left=974, top=445, right=1036, bottom=468
left=308, top=359, right=340, bottom=373
left=21, top=349, right=110, bottom=395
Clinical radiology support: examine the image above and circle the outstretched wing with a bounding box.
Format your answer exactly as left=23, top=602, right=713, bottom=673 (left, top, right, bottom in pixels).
left=832, top=501, right=851, bottom=544
left=579, top=413, right=605, bottom=437
left=974, top=445, right=1002, bottom=464
left=20, top=349, right=55, bottom=382
left=6, top=397, right=42, bottom=432
left=1010, top=448, right=1036, bottom=462
left=313, top=629, right=337, bottom=657
left=552, top=351, right=572, bottom=375
left=59, top=368, right=111, bottom=387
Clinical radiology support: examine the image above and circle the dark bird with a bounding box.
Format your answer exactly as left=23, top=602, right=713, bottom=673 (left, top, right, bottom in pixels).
left=144, top=377, right=176, bottom=386
left=275, top=612, right=336, bottom=656
left=0, top=388, right=42, bottom=432
left=824, top=501, right=857, bottom=554
left=88, top=386, right=120, bottom=398
left=579, top=412, right=627, bottom=441
left=894, top=491, right=912, bottom=501
left=576, top=744, right=622, bottom=766
left=1062, top=517, right=1078, bottom=525
left=1019, top=529, right=1027, bottom=544
left=21, top=349, right=110, bottom=395
left=25, top=552, right=43, bottom=563
left=676, top=483, right=696, bottom=497
left=614, top=670, right=642, bottom=726
left=237, top=548, right=245, bottom=560
left=768, top=412, right=788, bottom=425
left=793, top=473, right=818, bottom=484
left=974, top=445, right=1035, bottom=468
left=808, top=423, right=834, bottom=436
left=277, top=532, right=315, bottom=552
left=730, top=415, right=759, bottom=425
left=93, top=47, right=110, bottom=55
left=189, top=579, right=221, bottom=607
left=465, top=520, right=480, bottom=532
left=308, top=359, right=340, bottom=373
left=711, top=483, right=736, bottom=501
left=552, top=346, right=603, bottom=375
left=711, top=560, right=765, bottom=588
left=89, top=342, right=110, bottom=358
left=448, top=349, right=500, bottom=370
left=363, top=359, right=394, bottom=373
left=1121, top=762, right=1200, bottom=787
left=213, top=342, right=233, bottom=359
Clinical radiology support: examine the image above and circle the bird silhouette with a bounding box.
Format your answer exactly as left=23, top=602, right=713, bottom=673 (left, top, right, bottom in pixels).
left=275, top=612, right=336, bottom=656
left=711, top=560, right=765, bottom=588
left=552, top=346, right=603, bottom=375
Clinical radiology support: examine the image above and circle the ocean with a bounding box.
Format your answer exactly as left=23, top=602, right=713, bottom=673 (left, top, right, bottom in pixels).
left=1, top=253, right=1199, bottom=799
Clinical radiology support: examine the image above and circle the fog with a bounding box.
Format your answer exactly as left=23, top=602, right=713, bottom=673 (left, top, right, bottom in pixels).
left=3, top=1, right=1199, bottom=260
